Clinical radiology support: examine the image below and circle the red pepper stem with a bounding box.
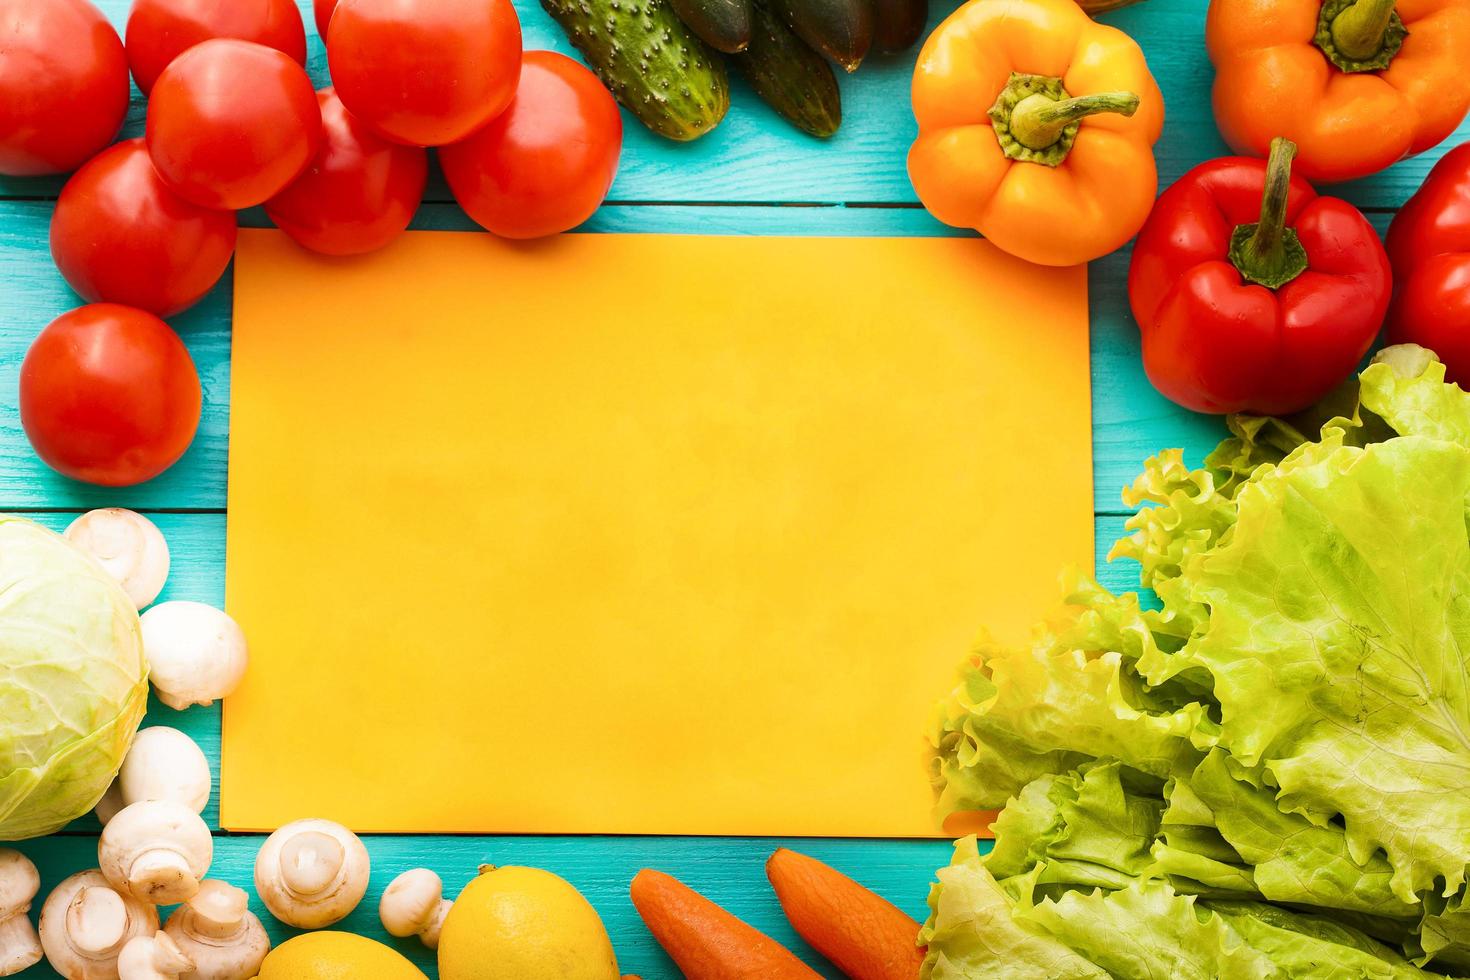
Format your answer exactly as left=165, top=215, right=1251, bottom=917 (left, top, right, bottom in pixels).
left=1229, top=137, right=1310, bottom=290
left=1331, top=0, right=1398, bottom=61
left=1009, top=91, right=1140, bottom=152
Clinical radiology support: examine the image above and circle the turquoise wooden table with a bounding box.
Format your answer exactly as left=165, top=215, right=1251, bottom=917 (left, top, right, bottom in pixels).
left=2, top=1, right=1464, bottom=975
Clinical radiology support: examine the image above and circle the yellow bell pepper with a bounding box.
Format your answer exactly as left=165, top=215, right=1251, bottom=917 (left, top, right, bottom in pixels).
left=908, top=0, right=1165, bottom=267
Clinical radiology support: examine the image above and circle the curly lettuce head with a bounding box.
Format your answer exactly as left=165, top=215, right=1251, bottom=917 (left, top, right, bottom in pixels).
left=0, top=517, right=148, bottom=839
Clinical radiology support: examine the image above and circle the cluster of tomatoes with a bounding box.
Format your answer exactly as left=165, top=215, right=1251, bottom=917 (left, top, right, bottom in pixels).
left=2, top=0, right=624, bottom=487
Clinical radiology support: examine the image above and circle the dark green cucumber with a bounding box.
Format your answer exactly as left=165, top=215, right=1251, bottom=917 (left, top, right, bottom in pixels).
left=770, top=0, right=872, bottom=72
left=671, top=0, right=753, bottom=53
left=871, top=0, right=925, bottom=53
left=734, top=0, right=840, bottom=137
left=541, top=0, right=730, bottom=141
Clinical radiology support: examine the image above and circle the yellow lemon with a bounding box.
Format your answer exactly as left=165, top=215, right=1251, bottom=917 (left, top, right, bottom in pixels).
left=254, top=932, right=428, bottom=979
left=438, top=866, right=620, bottom=980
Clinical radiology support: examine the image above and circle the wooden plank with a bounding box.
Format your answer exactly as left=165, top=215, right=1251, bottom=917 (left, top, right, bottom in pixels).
left=0, top=198, right=1232, bottom=513
left=1, top=0, right=1465, bottom=207
left=13, top=832, right=964, bottom=980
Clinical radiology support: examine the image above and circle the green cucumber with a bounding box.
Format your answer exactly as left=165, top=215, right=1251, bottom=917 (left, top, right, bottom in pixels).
left=872, top=0, right=925, bottom=53
left=770, top=0, right=872, bottom=72
left=734, top=0, right=841, bottom=137
left=671, top=0, right=752, bottom=53
left=541, top=0, right=731, bottom=141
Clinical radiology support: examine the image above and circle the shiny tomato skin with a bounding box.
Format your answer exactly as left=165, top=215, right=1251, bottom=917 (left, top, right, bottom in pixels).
left=313, top=0, right=336, bottom=36
left=440, top=51, right=621, bottom=239
left=125, top=0, right=307, bottom=94
left=50, top=139, right=237, bottom=317
left=265, top=89, right=427, bottom=256
left=146, top=39, right=322, bottom=209
left=327, top=0, right=522, bottom=147
left=20, top=304, right=202, bottom=487
left=0, top=0, right=130, bottom=176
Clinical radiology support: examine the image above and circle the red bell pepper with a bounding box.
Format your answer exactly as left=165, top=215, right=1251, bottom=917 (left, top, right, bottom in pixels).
left=1386, top=143, right=1470, bottom=385
left=1128, top=137, right=1392, bottom=416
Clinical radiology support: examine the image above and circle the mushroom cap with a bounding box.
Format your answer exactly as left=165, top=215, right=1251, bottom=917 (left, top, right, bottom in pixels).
left=95, top=782, right=127, bottom=826
left=254, top=820, right=370, bottom=929
left=138, top=602, right=249, bottom=710
left=38, top=871, right=159, bottom=977
left=379, top=869, right=444, bottom=937
left=98, top=802, right=214, bottom=906
left=65, top=509, right=171, bottom=610
left=117, top=727, right=212, bottom=816
left=0, top=850, right=39, bottom=912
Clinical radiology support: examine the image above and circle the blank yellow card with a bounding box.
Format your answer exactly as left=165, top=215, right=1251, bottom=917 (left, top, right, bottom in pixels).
left=222, top=228, right=1093, bottom=836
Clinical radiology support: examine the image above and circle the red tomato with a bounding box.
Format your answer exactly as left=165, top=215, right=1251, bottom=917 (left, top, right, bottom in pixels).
left=0, top=0, right=129, bottom=176
left=313, top=0, right=337, bottom=36
left=327, top=0, right=522, bottom=147
left=146, top=39, right=321, bottom=210
left=20, top=304, right=202, bottom=487
left=125, top=0, right=307, bottom=94
left=50, top=139, right=237, bottom=317
left=265, top=89, right=427, bottom=256
left=440, top=51, right=621, bottom=239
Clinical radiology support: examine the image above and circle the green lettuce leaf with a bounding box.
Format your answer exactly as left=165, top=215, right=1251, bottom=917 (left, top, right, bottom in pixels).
left=1207, top=902, right=1439, bottom=979
left=1159, top=437, right=1470, bottom=900
left=985, top=762, right=1163, bottom=892
left=919, top=837, right=1108, bottom=980
left=1017, top=880, right=1280, bottom=979
left=928, top=626, right=1207, bottom=813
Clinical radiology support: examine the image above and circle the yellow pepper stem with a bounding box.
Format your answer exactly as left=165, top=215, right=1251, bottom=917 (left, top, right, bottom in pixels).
left=1316, top=0, right=1406, bottom=72
left=989, top=73, right=1141, bottom=167
left=1229, top=137, right=1310, bottom=290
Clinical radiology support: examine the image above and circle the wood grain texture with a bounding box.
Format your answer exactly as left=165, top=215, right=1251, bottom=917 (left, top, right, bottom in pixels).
left=1, top=0, right=1466, bottom=206
left=0, top=0, right=1460, bottom=974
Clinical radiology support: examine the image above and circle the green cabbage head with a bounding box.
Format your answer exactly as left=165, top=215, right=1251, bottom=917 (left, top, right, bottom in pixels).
left=0, top=516, right=148, bottom=839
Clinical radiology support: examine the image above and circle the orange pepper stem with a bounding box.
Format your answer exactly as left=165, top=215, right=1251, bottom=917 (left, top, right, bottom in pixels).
left=1315, top=0, right=1406, bottom=72
left=1010, top=92, right=1140, bottom=151
left=1229, top=137, right=1309, bottom=290
left=989, top=73, right=1140, bottom=167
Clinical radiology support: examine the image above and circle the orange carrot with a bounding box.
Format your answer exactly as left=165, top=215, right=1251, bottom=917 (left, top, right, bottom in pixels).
left=766, top=848, right=926, bottom=980
left=629, top=869, right=821, bottom=979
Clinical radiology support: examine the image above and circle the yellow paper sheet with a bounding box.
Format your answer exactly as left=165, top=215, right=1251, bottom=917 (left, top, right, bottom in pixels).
left=222, top=229, right=1093, bottom=837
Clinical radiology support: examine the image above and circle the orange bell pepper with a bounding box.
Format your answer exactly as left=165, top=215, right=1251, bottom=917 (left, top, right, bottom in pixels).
left=1208, top=0, right=1470, bottom=184
left=908, top=0, right=1164, bottom=267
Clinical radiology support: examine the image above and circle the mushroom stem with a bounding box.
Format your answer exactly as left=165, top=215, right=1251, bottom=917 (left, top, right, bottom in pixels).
left=0, top=913, right=42, bottom=977
left=255, top=820, right=370, bottom=929
left=118, top=932, right=194, bottom=980
left=38, top=871, right=159, bottom=979
left=99, top=802, right=214, bottom=906
left=0, top=849, right=42, bottom=977
left=164, top=881, right=272, bottom=980
left=67, top=888, right=130, bottom=956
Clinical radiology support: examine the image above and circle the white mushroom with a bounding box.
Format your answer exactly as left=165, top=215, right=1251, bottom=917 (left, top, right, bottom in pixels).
left=138, top=602, right=248, bottom=711
left=117, top=932, right=192, bottom=980
left=65, top=509, right=171, bottom=610
left=98, top=802, right=213, bottom=906
left=379, top=869, right=450, bottom=949
left=254, top=820, right=369, bottom=929
left=96, top=729, right=211, bottom=826
left=162, top=881, right=269, bottom=980
left=39, top=871, right=159, bottom=980
left=95, top=783, right=127, bottom=827
left=0, top=849, right=42, bottom=976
